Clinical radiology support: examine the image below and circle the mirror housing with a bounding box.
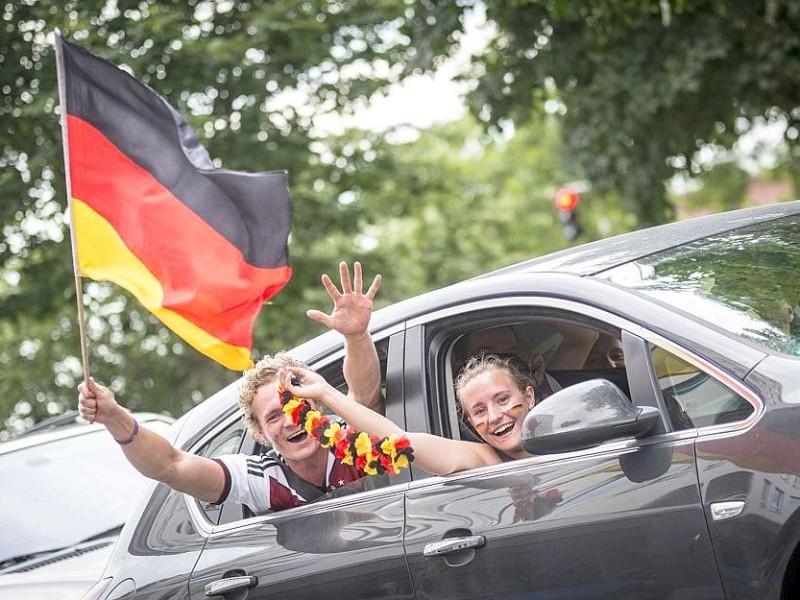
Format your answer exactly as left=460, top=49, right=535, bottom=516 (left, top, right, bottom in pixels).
left=522, top=379, right=660, bottom=454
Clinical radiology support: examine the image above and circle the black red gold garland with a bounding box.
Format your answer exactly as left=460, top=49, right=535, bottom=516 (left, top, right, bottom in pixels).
left=277, top=383, right=414, bottom=475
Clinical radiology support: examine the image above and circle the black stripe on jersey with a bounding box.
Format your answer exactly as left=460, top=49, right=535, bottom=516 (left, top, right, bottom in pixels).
left=246, top=455, right=280, bottom=477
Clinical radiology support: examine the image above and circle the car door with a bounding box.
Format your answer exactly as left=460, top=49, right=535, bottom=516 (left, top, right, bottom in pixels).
left=401, top=301, right=727, bottom=599
left=187, top=334, right=415, bottom=600
left=189, top=484, right=411, bottom=600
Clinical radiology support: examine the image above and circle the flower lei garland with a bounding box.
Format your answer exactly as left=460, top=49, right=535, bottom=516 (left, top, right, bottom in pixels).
left=277, top=381, right=414, bottom=476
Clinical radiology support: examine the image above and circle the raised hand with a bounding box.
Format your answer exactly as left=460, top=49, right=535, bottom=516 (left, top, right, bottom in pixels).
left=306, top=261, right=382, bottom=337
left=77, top=377, right=120, bottom=425
left=279, top=366, right=338, bottom=408
left=527, top=353, right=547, bottom=388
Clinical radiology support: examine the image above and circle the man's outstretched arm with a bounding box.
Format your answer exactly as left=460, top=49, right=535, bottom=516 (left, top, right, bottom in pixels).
left=78, top=377, right=226, bottom=503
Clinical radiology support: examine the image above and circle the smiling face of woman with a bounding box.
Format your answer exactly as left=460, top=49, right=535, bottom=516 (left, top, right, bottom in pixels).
left=459, top=367, right=534, bottom=459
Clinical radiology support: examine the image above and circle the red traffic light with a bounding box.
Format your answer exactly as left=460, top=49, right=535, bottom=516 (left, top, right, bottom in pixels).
left=554, top=187, right=580, bottom=212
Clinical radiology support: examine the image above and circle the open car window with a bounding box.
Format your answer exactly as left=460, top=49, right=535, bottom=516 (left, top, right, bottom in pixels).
left=204, top=338, right=395, bottom=525
left=442, top=313, right=630, bottom=447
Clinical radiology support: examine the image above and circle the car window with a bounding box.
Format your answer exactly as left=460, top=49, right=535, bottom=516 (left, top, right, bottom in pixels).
left=452, top=320, right=625, bottom=390
left=600, top=215, right=800, bottom=358
left=443, top=315, right=626, bottom=446
left=199, top=421, right=246, bottom=457
left=194, top=418, right=246, bottom=525
left=651, top=345, right=754, bottom=430
left=200, top=339, right=396, bottom=526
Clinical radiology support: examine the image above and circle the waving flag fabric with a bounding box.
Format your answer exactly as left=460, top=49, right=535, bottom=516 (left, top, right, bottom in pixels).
left=56, top=35, right=292, bottom=370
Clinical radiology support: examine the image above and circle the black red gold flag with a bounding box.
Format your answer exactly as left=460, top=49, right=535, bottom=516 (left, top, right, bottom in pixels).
left=55, top=34, right=292, bottom=370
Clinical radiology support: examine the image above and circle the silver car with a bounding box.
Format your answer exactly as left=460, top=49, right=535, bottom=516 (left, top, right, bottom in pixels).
left=0, top=412, right=174, bottom=599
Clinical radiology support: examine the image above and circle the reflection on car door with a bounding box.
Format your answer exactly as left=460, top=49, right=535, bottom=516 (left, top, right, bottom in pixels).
left=404, top=438, right=725, bottom=599
left=188, top=483, right=412, bottom=600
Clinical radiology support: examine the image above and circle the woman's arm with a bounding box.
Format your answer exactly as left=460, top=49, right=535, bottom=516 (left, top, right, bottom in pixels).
left=280, top=367, right=501, bottom=476
left=547, top=322, right=600, bottom=369
left=400, top=431, right=502, bottom=475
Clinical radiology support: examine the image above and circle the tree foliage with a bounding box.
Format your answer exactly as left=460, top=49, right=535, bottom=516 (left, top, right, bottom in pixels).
left=2, top=0, right=449, bottom=433
left=2, top=0, right=798, bottom=434
left=448, top=0, right=800, bottom=224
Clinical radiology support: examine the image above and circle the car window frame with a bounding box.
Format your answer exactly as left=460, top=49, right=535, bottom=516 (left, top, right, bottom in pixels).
left=420, top=302, right=631, bottom=441
left=184, top=328, right=413, bottom=533
left=403, top=296, right=764, bottom=480
left=639, top=334, right=764, bottom=437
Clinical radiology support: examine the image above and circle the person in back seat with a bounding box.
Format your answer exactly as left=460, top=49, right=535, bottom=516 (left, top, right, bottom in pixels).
left=454, top=323, right=599, bottom=402
left=453, top=326, right=562, bottom=401
left=583, top=334, right=625, bottom=370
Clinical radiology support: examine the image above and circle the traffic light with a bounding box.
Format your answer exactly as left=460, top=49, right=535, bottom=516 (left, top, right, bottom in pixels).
left=554, top=187, right=581, bottom=241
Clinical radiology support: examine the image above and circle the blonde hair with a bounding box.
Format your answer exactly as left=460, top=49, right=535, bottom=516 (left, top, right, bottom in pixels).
left=238, top=353, right=307, bottom=440
left=454, top=353, right=534, bottom=418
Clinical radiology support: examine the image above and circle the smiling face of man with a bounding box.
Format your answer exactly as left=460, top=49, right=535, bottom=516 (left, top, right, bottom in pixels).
left=251, top=382, right=324, bottom=464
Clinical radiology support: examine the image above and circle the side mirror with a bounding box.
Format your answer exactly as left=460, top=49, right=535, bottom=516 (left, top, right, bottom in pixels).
left=522, top=379, right=660, bottom=454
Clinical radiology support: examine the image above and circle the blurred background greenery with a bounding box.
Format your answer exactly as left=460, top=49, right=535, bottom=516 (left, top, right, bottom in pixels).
left=2, top=0, right=798, bottom=436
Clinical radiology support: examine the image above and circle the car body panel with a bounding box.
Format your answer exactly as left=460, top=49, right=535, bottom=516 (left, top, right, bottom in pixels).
left=0, top=538, right=115, bottom=600
left=404, top=437, right=724, bottom=599
left=0, top=414, right=174, bottom=600
left=189, top=491, right=412, bottom=600
left=695, top=354, right=800, bottom=598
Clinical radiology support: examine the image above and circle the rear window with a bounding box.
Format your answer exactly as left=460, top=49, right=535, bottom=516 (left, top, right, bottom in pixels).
left=600, top=215, right=800, bottom=357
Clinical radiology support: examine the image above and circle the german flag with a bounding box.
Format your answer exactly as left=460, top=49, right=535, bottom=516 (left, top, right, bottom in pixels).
left=55, top=35, right=292, bottom=370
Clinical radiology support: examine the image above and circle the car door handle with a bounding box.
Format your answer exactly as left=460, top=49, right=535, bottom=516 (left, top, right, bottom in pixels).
left=205, top=574, right=258, bottom=597
left=423, top=535, right=486, bottom=557
left=710, top=500, right=745, bottom=521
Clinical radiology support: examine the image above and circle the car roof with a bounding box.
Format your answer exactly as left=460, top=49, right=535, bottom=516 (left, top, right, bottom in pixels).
left=488, top=199, right=800, bottom=277
left=291, top=200, right=800, bottom=363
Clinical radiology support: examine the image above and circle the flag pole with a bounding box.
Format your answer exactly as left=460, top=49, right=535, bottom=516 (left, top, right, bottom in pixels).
left=54, top=31, right=92, bottom=385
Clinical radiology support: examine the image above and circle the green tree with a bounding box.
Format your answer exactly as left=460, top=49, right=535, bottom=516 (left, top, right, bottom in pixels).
left=1, top=0, right=445, bottom=434
left=680, top=161, right=751, bottom=213
left=408, top=1, right=800, bottom=224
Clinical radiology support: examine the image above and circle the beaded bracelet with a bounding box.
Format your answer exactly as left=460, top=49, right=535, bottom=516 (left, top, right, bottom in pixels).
left=114, top=419, right=140, bottom=445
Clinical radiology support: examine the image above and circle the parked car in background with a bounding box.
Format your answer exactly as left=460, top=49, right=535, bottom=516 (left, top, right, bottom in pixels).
left=0, top=411, right=174, bottom=599
left=88, top=201, right=800, bottom=599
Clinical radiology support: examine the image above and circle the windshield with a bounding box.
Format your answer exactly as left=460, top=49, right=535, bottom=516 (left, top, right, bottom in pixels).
left=600, top=214, right=800, bottom=357
left=0, top=421, right=170, bottom=566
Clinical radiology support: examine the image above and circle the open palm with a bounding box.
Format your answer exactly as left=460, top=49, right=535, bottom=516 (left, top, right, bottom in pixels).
left=306, top=261, right=382, bottom=336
